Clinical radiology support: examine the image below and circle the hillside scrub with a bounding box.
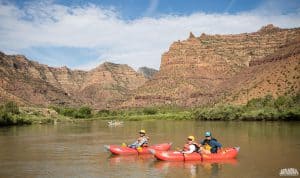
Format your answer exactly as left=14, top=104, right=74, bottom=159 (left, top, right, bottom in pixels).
left=0, top=102, right=32, bottom=126
left=193, top=94, right=300, bottom=121
left=1, top=94, right=299, bottom=126
left=95, top=106, right=191, bottom=120
left=50, top=106, right=92, bottom=119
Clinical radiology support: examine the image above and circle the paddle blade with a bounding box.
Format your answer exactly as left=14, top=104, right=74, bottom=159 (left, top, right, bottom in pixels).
left=104, top=145, right=110, bottom=152
left=149, top=149, right=156, bottom=155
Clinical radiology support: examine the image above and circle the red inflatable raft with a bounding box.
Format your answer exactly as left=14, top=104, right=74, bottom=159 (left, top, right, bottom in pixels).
left=104, top=143, right=172, bottom=155
left=151, top=147, right=239, bottom=161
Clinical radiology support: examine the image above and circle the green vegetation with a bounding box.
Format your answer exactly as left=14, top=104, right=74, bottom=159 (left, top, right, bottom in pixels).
left=193, top=94, right=300, bottom=121
left=1, top=93, right=299, bottom=127
left=95, top=106, right=191, bottom=121
left=0, top=101, right=32, bottom=126
left=50, top=106, right=92, bottom=119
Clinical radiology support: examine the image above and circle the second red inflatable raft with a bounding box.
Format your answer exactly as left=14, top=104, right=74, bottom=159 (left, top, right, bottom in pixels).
left=150, top=147, right=240, bottom=161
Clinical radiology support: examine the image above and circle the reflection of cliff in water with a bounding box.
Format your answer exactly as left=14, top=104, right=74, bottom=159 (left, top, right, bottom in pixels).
left=152, top=159, right=238, bottom=178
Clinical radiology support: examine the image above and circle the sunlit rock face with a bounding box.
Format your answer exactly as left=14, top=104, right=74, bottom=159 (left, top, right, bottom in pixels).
left=0, top=53, right=147, bottom=109
left=122, top=25, right=300, bottom=107
left=1, top=24, right=299, bottom=109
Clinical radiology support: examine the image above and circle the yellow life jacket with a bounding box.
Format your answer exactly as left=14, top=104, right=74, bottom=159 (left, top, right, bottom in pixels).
left=203, top=143, right=212, bottom=151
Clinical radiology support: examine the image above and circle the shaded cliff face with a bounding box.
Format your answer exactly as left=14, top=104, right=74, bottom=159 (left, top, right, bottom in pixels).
left=137, top=67, right=158, bottom=79
left=123, top=25, right=300, bottom=107
left=0, top=53, right=147, bottom=108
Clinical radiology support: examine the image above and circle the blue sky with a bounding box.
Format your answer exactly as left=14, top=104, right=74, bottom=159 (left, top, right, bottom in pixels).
left=0, top=0, right=300, bottom=70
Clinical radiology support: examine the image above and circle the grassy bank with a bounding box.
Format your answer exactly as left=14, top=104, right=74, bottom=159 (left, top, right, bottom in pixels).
left=91, top=94, right=300, bottom=121
left=0, top=102, right=74, bottom=126
left=193, top=94, right=300, bottom=121
left=1, top=94, right=299, bottom=126
left=94, top=106, right=192, bottom=121
left=0, top=102, right=32, bottom=126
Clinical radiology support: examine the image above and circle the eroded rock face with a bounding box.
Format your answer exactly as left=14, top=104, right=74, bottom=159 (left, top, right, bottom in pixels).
left=0, top=53, right=147, bottom=108
left=137, top=67, right=158, bottom=79
left=1, top=24, right=299, bottom=109
left=123, top=25, right=300, bottom=107
left=218, top=35, right=300, bottom=105
left=78, top=62, right=147, bottom=108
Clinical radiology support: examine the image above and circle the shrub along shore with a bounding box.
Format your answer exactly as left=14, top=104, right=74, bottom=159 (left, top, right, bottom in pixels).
left=1, top=94, right=299, bottom=126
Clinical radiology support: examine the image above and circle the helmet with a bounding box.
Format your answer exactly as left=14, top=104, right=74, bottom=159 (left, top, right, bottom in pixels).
left=205, top=131, right=211, bottom=137
left=187, top=136, right=195, bottom=141
left=139, top=129, right=146, bottom=134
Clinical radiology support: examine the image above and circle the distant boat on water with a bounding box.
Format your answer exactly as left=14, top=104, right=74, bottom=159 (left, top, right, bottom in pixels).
left=108, top=120, right=124, bottom=127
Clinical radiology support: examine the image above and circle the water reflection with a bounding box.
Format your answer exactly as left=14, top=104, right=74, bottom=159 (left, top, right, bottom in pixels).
left=108, top=154, right=153, bottom=166
left=152, top=159, right=237, bottom=178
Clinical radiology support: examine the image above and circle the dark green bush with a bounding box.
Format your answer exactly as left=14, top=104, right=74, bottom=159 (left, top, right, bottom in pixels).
left=0, top=112, right=14, bottom=126
left=0, top=102, right=31, bottom=126
left=0, top=102, right=16, bottom=126
left=246, top=94, right=274, bottom=109
left=143, top=107, right=158, bottom=115
left=274, top=95, right=293, bottom=112
left=74, top=106, right=92, bottom=118
left=97, top=109, right=110, bottom=116
left=61, top=107, right=77, bottom=117
left=51, top=106, right=92, bottom=119
left=2, top=101, right=20, bottom=114
left=193, top=105, right=243, bottom=121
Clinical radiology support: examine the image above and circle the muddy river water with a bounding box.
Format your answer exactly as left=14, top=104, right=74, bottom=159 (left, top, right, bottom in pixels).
left=0, top=120, right=299, bottom=178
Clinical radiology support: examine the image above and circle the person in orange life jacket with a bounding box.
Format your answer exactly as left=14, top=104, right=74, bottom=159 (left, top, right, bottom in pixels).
left=128, top=130, right=149, bottom=149
left=181, top=136, right=200, bottom=154
left=199, top=131, right=222, bottom=154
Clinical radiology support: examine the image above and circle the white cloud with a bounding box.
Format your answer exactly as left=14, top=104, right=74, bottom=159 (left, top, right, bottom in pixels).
left=0, top=1, right=299, bottom=70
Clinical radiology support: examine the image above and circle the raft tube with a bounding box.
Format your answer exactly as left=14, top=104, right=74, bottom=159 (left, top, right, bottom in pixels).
left=104, top=143, right=172, bottom=155
left=151, top=147, right=239, bottom=161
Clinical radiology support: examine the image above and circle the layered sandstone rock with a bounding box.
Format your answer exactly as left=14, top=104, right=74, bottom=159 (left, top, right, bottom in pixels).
left=123, top=25, right=300, bottom=107
left=78, top=62, right=147, bottom=108
left=1, top=24, right=299, bottom=109
left=217, top=35, right=300, bottom=104
left=0, top=52, right=147, bottom=108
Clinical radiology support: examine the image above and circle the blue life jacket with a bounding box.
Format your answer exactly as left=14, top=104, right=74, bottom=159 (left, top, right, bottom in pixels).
left=201, top=138, right=222, bottom=153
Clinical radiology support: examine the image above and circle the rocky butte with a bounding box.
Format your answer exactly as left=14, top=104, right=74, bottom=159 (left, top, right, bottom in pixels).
left=0, top=53, right=147, bottom=109
left=0, top=24, right=299, bottom=109
left=122, top=24, right=300, bottom=108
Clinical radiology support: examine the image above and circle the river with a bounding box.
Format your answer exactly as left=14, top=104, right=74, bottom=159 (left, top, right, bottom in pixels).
left=0, top=120, right=299, bottom=178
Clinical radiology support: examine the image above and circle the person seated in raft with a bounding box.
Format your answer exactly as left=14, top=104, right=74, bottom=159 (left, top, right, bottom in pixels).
left=199, top=131, right=222, bottom=154
left=128, top=130, right=149, bottom=149
left=181, top=136, right=200, bottom=154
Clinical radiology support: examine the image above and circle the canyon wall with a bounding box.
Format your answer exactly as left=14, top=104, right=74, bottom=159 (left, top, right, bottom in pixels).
left=0, top=53, right=147, bottom=108
left=1, top=24, right=299, bottom=109
left=121, top=25, right=300, bottom=107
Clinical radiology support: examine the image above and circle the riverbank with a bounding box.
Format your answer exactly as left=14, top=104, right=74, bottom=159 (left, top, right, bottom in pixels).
left=193, top=94, right=300, bottom=121
left=0, top=102, right=73, bottom=126
left=94, top=94, right=300, bottom=121
left=1, top=94, right=299, bottom=126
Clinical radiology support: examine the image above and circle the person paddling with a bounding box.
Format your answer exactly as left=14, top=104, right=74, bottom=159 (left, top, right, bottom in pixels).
left=128, top=130, right=149, bottom=149
left=181, top=136, right=200, bottom=154
left=199, top=131, right=222, bottom=154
